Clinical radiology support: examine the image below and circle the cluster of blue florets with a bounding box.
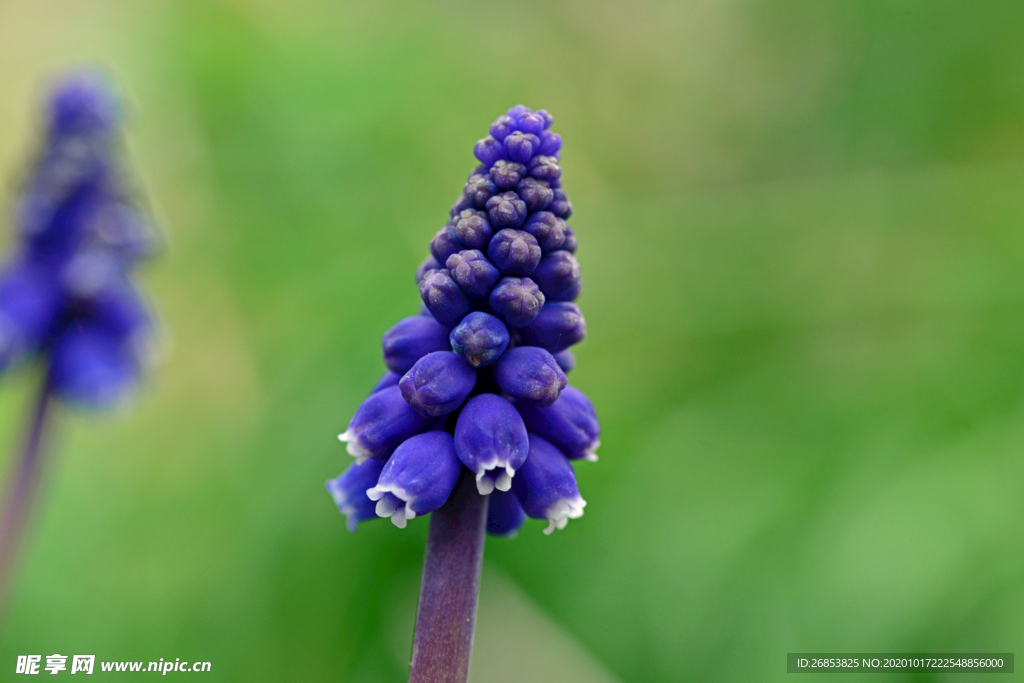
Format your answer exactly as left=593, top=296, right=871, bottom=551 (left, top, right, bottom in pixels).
left=0, top=73, right=154, bottom=406
left=327, top=105, right=598, bottom=536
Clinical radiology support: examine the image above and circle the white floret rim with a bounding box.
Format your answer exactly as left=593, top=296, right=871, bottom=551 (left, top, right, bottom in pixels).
left=366, top=483, right=417, bottom=529
left=473, top=455, right=517, bottom=495
left=543, top=495, right=587, bottom=535
left=339, top=429, right=374, bottom=464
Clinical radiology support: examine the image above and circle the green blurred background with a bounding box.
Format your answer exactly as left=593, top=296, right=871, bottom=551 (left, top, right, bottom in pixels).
left=1, top=0, right=1023, bottom=680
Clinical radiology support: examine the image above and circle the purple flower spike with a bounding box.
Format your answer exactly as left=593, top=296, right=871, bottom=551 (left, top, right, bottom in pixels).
left=494, top=346, right=567, bottom=408
left=464, top=173, right=498, bottom=210
left=340, top=385, right=431, bottom=462
left=549, top=189, right=573, bottom=219
left=512, top=434, right=586, bottom=534
left=516, top=178, right=554, bottom=214
left=487, top=229, right=541, bottom=276
left=553, top=350, right=575, bottom=374
left=430, top=224, right=464, bottom=265
left=416, top=255, right=442, bottom=284
left=487, top=489, right=526, bottom=538
left=489, top=161, right=526, bottom=192
left=452, top=210, right=494, bottom=250
left=454, top=394, right=529, bottom=495
left=521, top=212, right=566, bottom=252
left=490, top=115, right=516, bottom=142
left=522, top=301, right=586, bottom=353
left=419, top=268, right=473, bottom=326
left=474, top=137, right=505, bottom=166
left=370, top=370, right=402, bottom=395
left=399, top=351, right=477, bottom=418
left=538, top=131, right=561, bottom=157
left=449, top=311, right=509, bottom=367
left=382, top=315, right=451, bottom=374
left=527, top=156, right=561, bottom=183
left=326, top=458, right=386, bottom=532
left=367, top=431, right=463, bottom=528
left=488, top=277, right=544, bottom=330
left=517, top=385, right=600, bottom=461
left=446, top=250, right=500, bottom=299
left=485, top=192, right=528, bottom=230
left=503, top=131, right=540, bottom=164
left=532, top=250, right=582, bottom=302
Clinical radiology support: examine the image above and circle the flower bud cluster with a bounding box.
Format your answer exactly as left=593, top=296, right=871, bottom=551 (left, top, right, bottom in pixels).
left=0, top=72, right=155, bottom=406
left=328, top=105, right=598, bottom=536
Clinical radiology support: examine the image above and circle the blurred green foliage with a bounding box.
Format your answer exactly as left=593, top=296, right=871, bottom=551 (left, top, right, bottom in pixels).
left=0, top=0, right=1023, bottom=680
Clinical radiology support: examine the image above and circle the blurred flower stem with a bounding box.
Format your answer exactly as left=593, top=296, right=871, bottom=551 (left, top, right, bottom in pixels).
left=0, top=374, right=54, bottom=622
left=409, top=470, right=489, bottom=683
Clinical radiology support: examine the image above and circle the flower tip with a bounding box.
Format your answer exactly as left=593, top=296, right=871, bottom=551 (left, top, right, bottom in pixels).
left=476, top=475, right=495, bottom=496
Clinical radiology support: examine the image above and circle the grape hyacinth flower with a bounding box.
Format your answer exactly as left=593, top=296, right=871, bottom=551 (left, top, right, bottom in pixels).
left=324, top=105, right=600, bottom=683
left=0, top=71, right=157, bottom=616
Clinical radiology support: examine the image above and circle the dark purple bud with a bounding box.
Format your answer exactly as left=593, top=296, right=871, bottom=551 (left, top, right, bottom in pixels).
left=450, top=193, right=474, bottom=217
left=511, top=433, right=586, bottom=534
left=494, top=346, right=567, bottom=408
left=451, top=209, right=494, bottom=250
left=485, top=191, right=528, bottom=229
left=490, top=115, right=516, bottom=142
left=549, top=189, right=573, bottom=219
left=382, top=315, right=451, bottom=374
left=521, top=212, right=566, bottom=252
left=487, top=489, right=526, bottom=538
left=489, top=160, right=527, bottom=191
left=538, top=130, right=561, bottom=156
left=326, top=458, right=386, bottom=532
left=50, top=324, right=139, bottom=408
left=532, top=250, right=582, bottom=302
left=518, top=112, right=545, bottom=136
left=561, top=225, right=578, bottom=252
left=48, top=71, right=118, bottom=136
left=367, top=431, right=462, bottom=528
left=536, top=109, right=554, bottom=129
left=449, top=311, right=509, bottom=367
left=506, top=104, right=529, bottom=120
left=399, top=351, right=477, bottom=418
left=521, top=301, right=586, bottom=353
left=517, top=385, right=599, bottom=461
left=429, top=223, right=464, bottom=264
left=488, top=277, right=544, bottom=329
left=504, top=131, right=540, bottom=164
left=454, top=393, right=530, bottom=494
left=487, top=229, right=541, bottom=276
left=553, top=350, right=575, bottom=374
left=416, top=255, right=442, bottom=284
left=446, top=250, right=500, bottom=298
left=474, top=136, right=505, bottom=166
left=464, top=173, right=498, bottom=209
left=527, top=155, right=561, bottom=183
left=370, top=370, right=402, bottom=395
left=340, top=386, right=432, bottom=461
left=515, top=178, right=553, bottom=214
left=418, top=268, right=473, bottom=326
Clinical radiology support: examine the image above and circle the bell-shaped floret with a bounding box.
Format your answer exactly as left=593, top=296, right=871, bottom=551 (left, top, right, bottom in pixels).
left=516, top=178, right=553, bottom=214
left=450, top=193, right=473, bottom=217
left=527, top=156, right=561, bottom=183
left=485, top=192, right=528, bottom=230
left=489, top=161, right=526, bottom=192
left=418, top=268, right=473, bottom=326
left=549, top=189, right=573, bottom=219
left=49, top=322, right=141, bottom=408
left=452, top=210, right=494, bottom=250
left=474, top=137, right=505, bottom=167
left=522, top=302, right=585, bottom=353
left=367, top=431, right=463, bottom=528
left=487, top=229, right=541, bottom=276
left=538, top=131, right=562, bottom=157
left=503, top=131, right=540, bottom=164
left=512, top=433, right=586, bottom=534
left=553, top=350, right=575, bottom=374
left=454, top=393, right=529, bottom=495
left=399, top=351, right=477, bottom=418
left=487, top=489, right=526, bottom=538
left=516, top=385, right=600, bottom=461
left=494, top=346, right=567, bottom=408
left=449, top=312, right=509, bottom=367
left=464, top=173, right=498, bottom=210
left=326, top=458, right=386, bottom=532
left=0, top=262, right=63, bottom=371
left=488, top=277, right=544, bottom=330
left=521, top=212, right=566, bottom=252
left=446, top=250, right=500, bottom=299
left=429, top=223, right=464, bottom=264
left=561, top=225, right=578, bottom=253
left=340, top=385, right=431, bottom=462
left=382, top=315, right=451, bottom=375
left=531, top=250, right=582, bottom=302
left=415, top=255, right=441, bottom=284
left=490, top=115, right=516, bottom=142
